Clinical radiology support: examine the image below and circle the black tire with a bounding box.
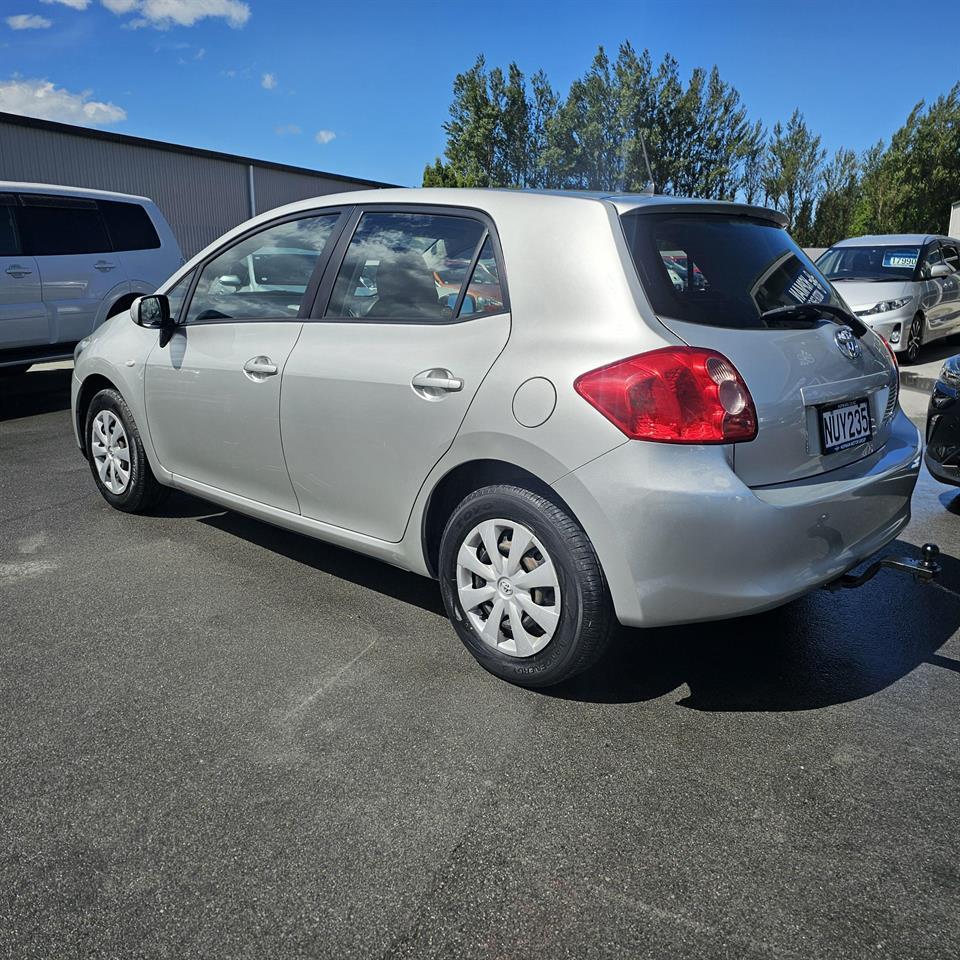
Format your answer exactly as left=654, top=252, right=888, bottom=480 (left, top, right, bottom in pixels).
left=438, top=484, right=614, bottom=687
left=903, top=313, right=924, bottom=365
left=85, top=387, right=169, bottom=513
left=0, top=364, right=31, bottom=377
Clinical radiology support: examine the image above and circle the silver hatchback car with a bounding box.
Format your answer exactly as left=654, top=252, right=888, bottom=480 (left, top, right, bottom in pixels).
left=71, top=189, right=920, bottom=686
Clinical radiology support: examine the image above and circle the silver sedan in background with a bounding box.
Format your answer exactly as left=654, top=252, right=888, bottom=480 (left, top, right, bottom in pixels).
left=71, top=188, right=919, bottom=687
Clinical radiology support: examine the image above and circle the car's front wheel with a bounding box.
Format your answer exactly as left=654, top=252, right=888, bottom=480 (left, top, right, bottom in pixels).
left=85, top=388, right=168, bottom=513
left=439, top=484, right=614, bottom=687
left=903, top=313, right=924, bottom=364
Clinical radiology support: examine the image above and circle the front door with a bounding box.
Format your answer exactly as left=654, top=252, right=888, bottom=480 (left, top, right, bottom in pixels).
left=281, top=209, right=510, bottom=541
left=144, top=210, right=344, bottom=511
left=0, top=197, right=46, bottom=349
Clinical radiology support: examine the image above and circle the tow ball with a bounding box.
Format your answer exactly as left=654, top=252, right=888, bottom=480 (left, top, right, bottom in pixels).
left=825, top=543, right=941, bottom=592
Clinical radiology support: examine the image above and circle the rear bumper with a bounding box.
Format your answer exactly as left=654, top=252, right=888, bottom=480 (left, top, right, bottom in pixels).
left=553, top=409, right=922, bottom=627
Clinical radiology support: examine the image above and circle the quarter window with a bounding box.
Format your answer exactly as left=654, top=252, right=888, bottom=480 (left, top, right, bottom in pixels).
left=457, top=237, right=506, bottom=318
left=17, top=196, right=111, bottom=256
left=100, top=200, right=161, bottom=251
left=164, top=271, right=194, bottom=323
left=184, top=214, right=340, bottom=324
left=324, top=212, right=487, bottom=322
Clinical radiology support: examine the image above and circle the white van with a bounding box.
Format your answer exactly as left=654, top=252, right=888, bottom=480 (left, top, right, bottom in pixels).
left=0, top=182, right=182, bottom=375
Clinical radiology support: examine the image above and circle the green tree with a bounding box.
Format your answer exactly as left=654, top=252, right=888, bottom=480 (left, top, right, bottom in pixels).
left=810, top=149, right=860, bottom=246
left=762, top=109, right=826, bottom=243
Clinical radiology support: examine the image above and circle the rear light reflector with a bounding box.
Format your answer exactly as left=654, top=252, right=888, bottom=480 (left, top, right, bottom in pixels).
left=574, top=347, right=758, bottom=443
left=880, top=335, right=898, bottom=369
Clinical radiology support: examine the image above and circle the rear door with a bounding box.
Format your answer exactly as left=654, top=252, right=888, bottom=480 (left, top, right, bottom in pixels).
left=280, top=207, right=510, bottom=541
left=0, top=193, right=46, bottom=349
left=16, top=193, right=128, bottom=344
left=622, top=211, right=898, bottom=487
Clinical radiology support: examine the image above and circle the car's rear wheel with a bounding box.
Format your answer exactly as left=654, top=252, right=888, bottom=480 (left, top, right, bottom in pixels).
left=903, top=313, right=924, bottom=364
left=438, top=484, right=613, bottom=687
left=85, top=388, right=168, bottom=513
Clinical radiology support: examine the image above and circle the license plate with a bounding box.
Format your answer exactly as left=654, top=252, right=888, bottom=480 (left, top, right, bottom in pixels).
left=819, top=398, right=872, bottom=454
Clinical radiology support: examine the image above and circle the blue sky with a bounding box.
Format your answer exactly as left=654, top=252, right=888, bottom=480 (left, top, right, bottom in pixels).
left=1, top=0, right=957, bottom=186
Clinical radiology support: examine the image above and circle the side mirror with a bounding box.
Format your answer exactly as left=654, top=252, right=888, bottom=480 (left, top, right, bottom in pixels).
left=133, top=294, right=175, bottom=347
left=134, top=294, right=171, bottom=327
left=929, top=263, right=953, bottom=279
left=216, top=275, right=243, bottom=290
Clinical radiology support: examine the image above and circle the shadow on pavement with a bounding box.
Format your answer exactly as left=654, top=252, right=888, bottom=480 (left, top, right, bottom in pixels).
left=184, top=490, right=960, bottom=710
left=550, top=540, right=960, bottom=709
left=0, top=368, right=73, bottom=422
left=198, top=508, right=447, bottom=618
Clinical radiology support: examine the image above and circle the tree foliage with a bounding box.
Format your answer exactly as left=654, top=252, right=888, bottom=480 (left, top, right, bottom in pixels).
left=425, top=50, right=960, bottom=247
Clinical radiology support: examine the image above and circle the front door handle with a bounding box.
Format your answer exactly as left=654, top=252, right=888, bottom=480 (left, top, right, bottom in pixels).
left=4, top=265, right=32, bottom=278
left=243, top=356, right=279, bottom=381
left=94, top=260, right=117, bottom=272
left=411, top=369, right=463, bottom=394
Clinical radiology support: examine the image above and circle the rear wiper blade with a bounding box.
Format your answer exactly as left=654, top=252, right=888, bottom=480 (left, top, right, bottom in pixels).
left=761, top=303, right=867, bottom=337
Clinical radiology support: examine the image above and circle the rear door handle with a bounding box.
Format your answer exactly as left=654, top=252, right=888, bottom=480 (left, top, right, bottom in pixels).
left=5, top=265, right=32, bottom=278
left=243, top=356, right=278, bottom=381
left=411, top=370, right=463, bottom=393
left=94, top=260, right=117, bottom=272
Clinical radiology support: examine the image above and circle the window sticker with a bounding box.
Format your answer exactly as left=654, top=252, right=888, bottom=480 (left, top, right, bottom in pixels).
left=882, top=250, right=918, bottom=270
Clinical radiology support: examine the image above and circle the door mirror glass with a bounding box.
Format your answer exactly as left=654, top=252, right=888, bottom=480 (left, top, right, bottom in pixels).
left=135, top=294, right=171, bottom=327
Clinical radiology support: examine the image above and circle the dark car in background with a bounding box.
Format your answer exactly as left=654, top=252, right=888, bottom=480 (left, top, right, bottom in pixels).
left=925, top=354, right=960, bottom=486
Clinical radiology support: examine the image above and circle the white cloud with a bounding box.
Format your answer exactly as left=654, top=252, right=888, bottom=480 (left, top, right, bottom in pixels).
left=261, top=72, right=276, bottom=90
left=315, top=129, right=336, bottom=145
left=41, top=0, right=91, bottom=9
left=101, top=0, right=251, bottom=28
left=0, top=78, right=126, bottom=126
left=275, top=124, right=301, bottom=136
left=6, top=14, right=53, bottom=29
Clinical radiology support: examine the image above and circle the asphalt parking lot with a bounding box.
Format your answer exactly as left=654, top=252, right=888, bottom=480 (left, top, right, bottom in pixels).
left=2, top=364, right=959, bottom=960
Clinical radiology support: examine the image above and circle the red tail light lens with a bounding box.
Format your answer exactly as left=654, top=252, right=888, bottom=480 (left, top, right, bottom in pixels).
left=574, top=347, right=758, bottom=444
left=881, top=336, right=898, bottom=369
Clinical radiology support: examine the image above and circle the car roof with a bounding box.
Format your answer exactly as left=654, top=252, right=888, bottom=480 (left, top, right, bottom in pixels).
left=258, top=186, right=789, bottom=227
left=0, top=180, right=153, bottom=204
left=831, top=233, right=942, bottom=247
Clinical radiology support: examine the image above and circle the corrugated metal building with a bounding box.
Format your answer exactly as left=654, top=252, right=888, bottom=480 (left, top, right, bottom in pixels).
left=0, top=111, right=394, bottom=257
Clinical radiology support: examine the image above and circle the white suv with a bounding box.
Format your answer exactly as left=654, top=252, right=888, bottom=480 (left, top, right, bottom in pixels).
left=0, top=182, right=182, bottom=375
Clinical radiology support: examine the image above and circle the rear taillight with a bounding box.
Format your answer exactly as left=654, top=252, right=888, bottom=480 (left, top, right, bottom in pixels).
left=880, top=336, right=898, bottom=369
left=574, top=347, right=758, bottom=444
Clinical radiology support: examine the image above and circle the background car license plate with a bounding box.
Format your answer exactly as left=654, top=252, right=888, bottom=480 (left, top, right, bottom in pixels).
left=819, top=398, right=872, bottom=454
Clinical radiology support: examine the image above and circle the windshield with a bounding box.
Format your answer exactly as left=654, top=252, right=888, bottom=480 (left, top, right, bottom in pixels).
left=816, top=245, right=920, bottom=282
left=621, top=212, right=842, bottom=329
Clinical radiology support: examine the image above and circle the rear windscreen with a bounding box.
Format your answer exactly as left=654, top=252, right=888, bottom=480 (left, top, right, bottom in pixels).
left=621, top=212, right=841, bottom=329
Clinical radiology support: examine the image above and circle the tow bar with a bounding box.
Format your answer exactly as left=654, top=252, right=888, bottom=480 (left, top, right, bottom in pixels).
left=825, top=543, right=941, bottom=592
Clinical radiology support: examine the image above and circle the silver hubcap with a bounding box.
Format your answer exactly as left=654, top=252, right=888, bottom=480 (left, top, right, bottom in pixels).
left=91, top=410, right=131, bottom=495
left=456, top=518, right=561, bottom=658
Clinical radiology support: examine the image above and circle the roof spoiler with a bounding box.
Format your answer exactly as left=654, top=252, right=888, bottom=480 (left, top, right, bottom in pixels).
left=617, top=200, right=788, bottom=229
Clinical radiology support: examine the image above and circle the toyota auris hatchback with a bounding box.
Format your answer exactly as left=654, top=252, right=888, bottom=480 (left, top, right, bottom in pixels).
left=71, top=189, right=919, bottom=686
left=816, top=234, right=960, bottom=363
left=0, top=182, right=181, bottom=374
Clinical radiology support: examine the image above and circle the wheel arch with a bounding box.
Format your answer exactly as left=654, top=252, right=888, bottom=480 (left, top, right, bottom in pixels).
left=76, top=373, right=120, bottom=456
left=420, top=458, right=583, bottom=578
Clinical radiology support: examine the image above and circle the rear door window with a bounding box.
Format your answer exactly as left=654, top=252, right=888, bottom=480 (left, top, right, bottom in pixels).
left=621, top=212, right=841, bottom=329
left=99, top=200, right=161, bottom=251
left=324, top=211, right=487, bottom=322
left=0, top=195, right=19, bottom=256
left=17, top=195, right=111, bottom=256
